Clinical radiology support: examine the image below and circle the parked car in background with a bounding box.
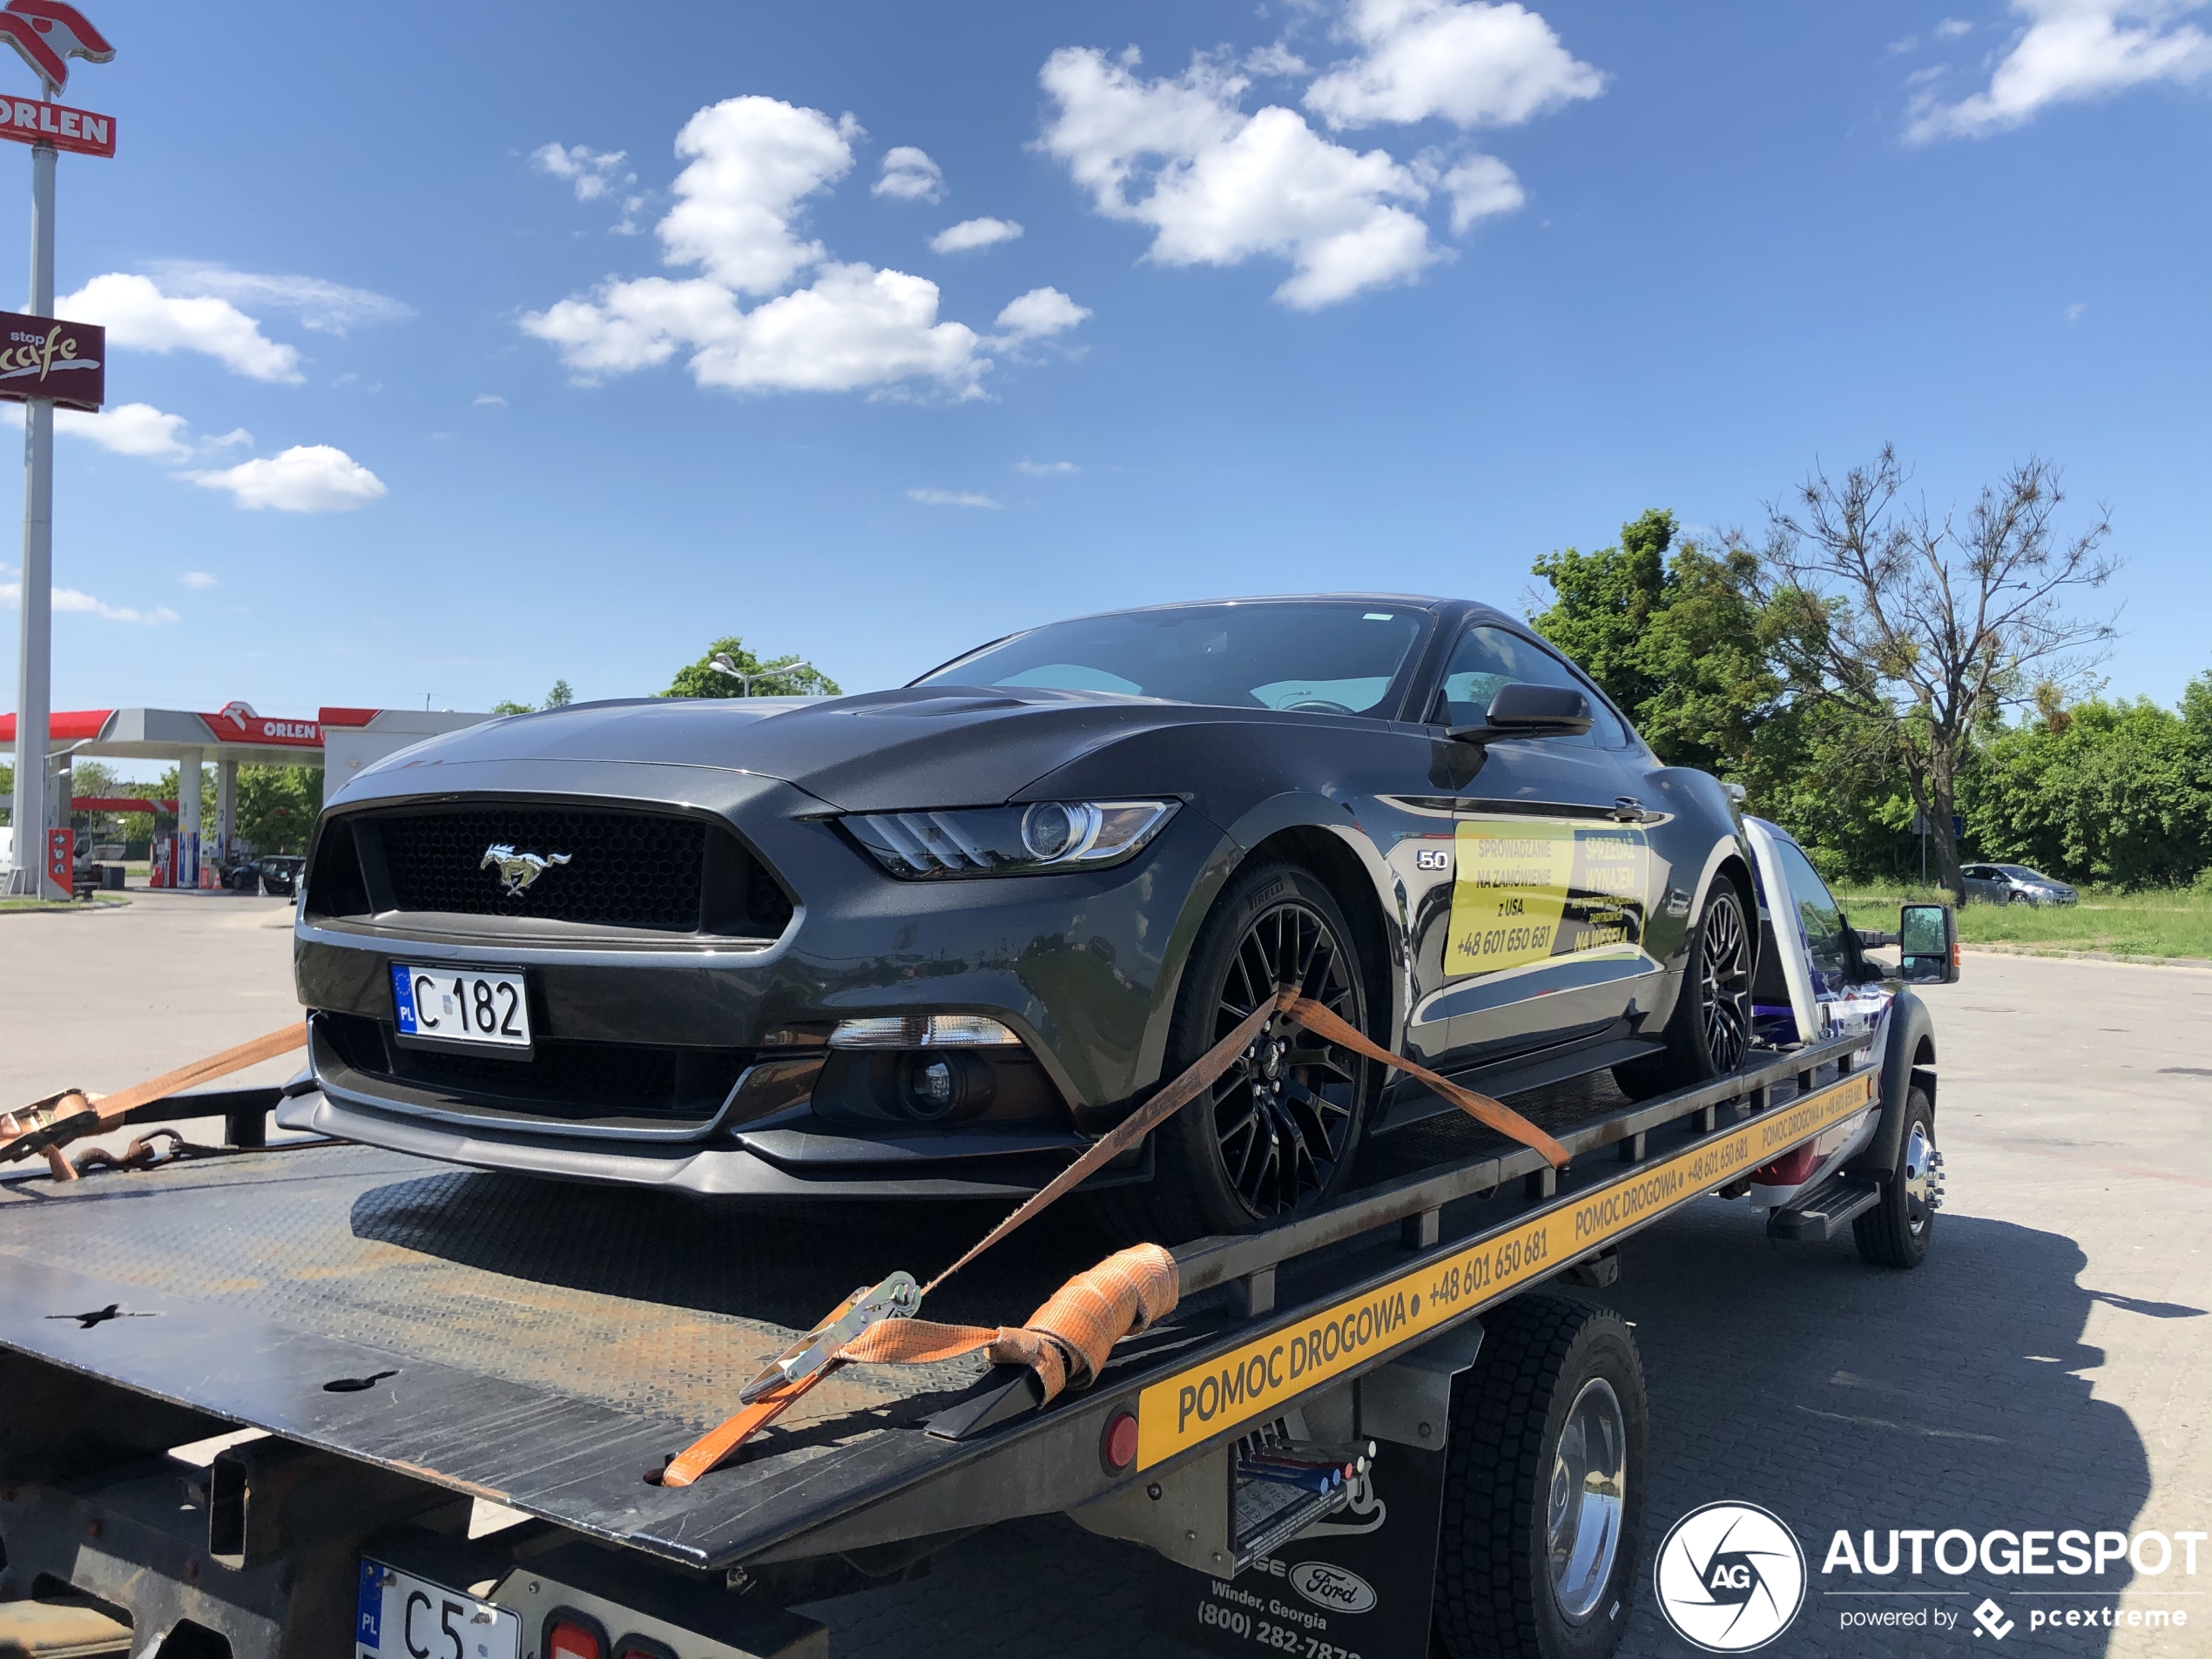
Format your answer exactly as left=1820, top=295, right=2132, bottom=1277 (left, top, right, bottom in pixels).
left=256, top=855, right=306, bottom=897
left=1960, top=862, right=2077, bottom=906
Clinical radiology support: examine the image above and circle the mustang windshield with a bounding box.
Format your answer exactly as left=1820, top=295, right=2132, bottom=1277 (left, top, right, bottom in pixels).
left=918, top=603, right=1427, bottom=717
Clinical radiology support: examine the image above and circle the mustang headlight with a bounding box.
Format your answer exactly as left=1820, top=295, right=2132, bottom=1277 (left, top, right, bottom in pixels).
left=843, top=799, right=1178, bottom=878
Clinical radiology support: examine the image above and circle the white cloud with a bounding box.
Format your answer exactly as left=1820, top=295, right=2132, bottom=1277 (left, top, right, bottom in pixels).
left=1247, top=43, right=1312, bottom=77
left=1015, top=458, right=1078, bottom=475
left=1305, top=0, right=1606, bottom=130
left=1936, top=17, right=1975, bottom=36
left=142, top=262, right=413, bottom=334
left=532, top=141, right=631, bottom=202
left=1423, top=151, right=1525, bottom=230
left=523, top=96, right=1083, bottom=397
left=181, top=570, right=219, bottom=589
left=1907, top=0, right=2212, bottom=141
left=199, top=428, right=252, bottom=451
left=54, top=401, right=192, bottom=462
left=995, top=287, right=1092, bottom=339
left=931, top=216, right=1025, bottom=253
left=661, top=98, right=859, bottom=292
left=0, top=578, right=176, bottom=624
left=1890, top=35, right=1923, bottom=53
left=908, top=488, right=1002, bottom=508
left=873, top=145, right=946, bottom=202
left=2067, top=300, right=2087, bottom=319
left=58, top=273, right=301, bottom=382
left=474, top=392, right=507, bottom=407
left=1040, top=46, right=1445, bottom=308
left=186, top=445, right=388, bottom=512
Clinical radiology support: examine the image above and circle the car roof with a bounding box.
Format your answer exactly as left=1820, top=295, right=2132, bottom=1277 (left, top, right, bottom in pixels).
left=986, top=593, right=1517, bottom=630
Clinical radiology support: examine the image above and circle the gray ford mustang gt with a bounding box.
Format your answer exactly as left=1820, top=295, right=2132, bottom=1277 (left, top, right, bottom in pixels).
left=288, top=596, right=1757, bottom=1239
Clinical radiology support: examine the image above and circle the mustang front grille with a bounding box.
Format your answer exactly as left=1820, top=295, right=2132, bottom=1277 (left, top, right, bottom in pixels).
left=307, top=803, right=794, bottom=938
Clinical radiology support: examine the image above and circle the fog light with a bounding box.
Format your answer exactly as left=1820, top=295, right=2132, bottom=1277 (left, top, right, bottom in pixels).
left=897, top=1051, right=995, bottom=1122
left=912, top=1058, right=956, bottom=1113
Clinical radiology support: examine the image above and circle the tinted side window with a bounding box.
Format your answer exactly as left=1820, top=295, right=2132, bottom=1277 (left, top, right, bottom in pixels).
left=1437, top=626, right=1627, bottom=748
left=1777, top=841, right=1848, bottom=995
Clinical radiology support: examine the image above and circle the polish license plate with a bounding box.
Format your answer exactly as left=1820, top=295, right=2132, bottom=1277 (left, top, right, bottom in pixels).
left=355, top=1557, right=521, bottom=1659
left=392, top=964, right=531, bottom=1050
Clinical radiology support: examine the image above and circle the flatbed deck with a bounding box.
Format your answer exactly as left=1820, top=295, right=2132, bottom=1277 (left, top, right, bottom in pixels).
left=0, top=1031, right=1871, bottom=1577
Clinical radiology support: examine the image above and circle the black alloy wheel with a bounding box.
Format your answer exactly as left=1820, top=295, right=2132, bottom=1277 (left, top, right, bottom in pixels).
left=1613, top=884, right=1753, bottom=1100
left=1096, top=860, right=1372, bottom=1241
left=1693, top=888, right=1752, bottom=1076
left=1209, top=894, right=1365, bottom=1217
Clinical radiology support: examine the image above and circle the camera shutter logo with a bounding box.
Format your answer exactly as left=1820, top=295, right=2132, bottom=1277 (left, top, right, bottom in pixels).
left=1654, top=1501, right=1807, bottom=1653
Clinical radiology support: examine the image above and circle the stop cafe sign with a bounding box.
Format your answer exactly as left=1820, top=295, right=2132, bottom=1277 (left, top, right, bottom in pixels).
left=0, top=311, right=102, bottom=410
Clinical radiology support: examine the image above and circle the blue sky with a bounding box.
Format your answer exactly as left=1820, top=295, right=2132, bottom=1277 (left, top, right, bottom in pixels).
left=2, top=0, right=2207, bottom=766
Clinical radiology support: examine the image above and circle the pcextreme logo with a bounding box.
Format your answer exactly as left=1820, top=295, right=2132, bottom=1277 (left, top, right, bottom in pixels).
left=1655, top=1502, right=1808, bottom=1653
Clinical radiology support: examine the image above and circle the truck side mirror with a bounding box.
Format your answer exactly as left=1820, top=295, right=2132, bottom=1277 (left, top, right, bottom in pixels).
left=1898, top=903, right=1959, bottom=984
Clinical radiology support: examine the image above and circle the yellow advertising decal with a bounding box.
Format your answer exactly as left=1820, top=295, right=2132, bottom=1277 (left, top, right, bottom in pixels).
left=1135, top=1066, right=1878, bottom=1469
left=1445, top=820, right=1648, bottom=975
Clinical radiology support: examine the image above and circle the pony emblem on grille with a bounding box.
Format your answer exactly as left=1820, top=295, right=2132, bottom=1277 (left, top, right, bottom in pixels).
left=482, top=843, right=572, bottom=897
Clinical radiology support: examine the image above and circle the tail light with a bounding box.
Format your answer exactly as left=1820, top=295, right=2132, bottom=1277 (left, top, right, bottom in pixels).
left=616, top=1639, right=676, bottom=1659
left=546, top=1609, right=609, bottom=1659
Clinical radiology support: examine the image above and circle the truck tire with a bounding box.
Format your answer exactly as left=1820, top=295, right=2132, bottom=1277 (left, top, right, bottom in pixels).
left=1094, top=860, right=1373, bottom=1242
left=1852, top=1084, right=1940, bottom=1269
left=1433, top=1295, right=1646, bottom=1659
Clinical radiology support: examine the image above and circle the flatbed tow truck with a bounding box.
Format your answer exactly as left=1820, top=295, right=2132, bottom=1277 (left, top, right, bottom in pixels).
left=0, top=825, right=1956, bottom=1659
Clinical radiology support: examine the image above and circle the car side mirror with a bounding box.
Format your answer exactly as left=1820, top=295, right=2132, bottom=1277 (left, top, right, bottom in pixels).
left=1447, top=683, right=1593, bottom=742
left=1898, top=902, right=1959, bottom=984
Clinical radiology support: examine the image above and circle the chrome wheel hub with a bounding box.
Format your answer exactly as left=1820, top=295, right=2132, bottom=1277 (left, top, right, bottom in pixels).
left=1548, top=1377, right=1628, bottom=1622
left=1902, top=1124, right=1944, bottom=1236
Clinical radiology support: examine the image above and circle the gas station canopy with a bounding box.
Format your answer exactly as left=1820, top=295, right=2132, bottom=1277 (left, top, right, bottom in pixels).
left=2, top=702, right=493, bottom=878
left=0, top=700, right=493, bottom=772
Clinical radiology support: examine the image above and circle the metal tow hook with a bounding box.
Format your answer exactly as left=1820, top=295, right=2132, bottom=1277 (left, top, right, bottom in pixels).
left=738, top=1271, right=923, bottom=1403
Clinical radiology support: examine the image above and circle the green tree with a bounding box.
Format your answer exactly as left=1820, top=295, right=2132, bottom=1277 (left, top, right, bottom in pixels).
left=490, top=678, right=575, bottom=717
left=1528, top=509, right=1783, bottom=775
left=1739, top=447, right=2118, bottom=900
left=664, top=637, right=840, bottom=699
left=233, top=765, right=325, bottom=855
left=1963, top=679, right=2212, bottom=888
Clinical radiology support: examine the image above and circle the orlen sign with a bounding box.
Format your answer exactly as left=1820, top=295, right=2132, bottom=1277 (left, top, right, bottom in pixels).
left=198, top=701, right=322, bottom=749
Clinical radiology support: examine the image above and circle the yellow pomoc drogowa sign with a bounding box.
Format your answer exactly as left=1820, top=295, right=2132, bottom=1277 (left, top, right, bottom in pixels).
left=1135, top=1065, right=1878, bottom=1470
left=1447, top=820, right=1648, bottom=976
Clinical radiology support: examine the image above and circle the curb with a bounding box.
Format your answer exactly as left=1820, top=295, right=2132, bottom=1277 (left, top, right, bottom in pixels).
left=1963, top=943, right=2212, bottom=972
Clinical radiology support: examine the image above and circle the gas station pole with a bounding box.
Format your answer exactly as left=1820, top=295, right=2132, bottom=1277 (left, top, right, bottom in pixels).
left=5, top=136, right=56, bottom=897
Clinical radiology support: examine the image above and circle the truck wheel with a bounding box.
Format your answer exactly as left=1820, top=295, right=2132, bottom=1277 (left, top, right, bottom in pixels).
left=1095, top=860, right=1373, bottom=1242
left=1852, top=1085, right=1940, bottom=1269
left=1434, top=1296, right=1647, bottom=1659
left=1614, top=884, right=1752, bottom=1100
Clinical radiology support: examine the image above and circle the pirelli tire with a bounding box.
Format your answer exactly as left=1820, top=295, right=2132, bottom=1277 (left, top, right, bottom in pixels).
left=1433, top=1295, right=1646, bottom=1659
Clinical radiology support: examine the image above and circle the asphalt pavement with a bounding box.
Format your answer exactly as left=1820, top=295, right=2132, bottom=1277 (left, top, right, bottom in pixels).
left=3, top=897, right=2205, bottom=1657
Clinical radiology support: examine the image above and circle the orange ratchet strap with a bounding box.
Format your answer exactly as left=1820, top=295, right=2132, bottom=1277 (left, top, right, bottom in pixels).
left=1, top=1023, right=309, bottom=1181
left=659, top=984, right=1568, bottom=1485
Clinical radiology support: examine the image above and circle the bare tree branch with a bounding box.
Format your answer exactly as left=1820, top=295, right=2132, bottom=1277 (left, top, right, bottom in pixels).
left=1736, top=448, right=2118, bottom=897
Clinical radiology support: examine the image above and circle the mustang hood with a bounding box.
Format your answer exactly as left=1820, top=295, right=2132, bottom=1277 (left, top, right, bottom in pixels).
left=342, top=686, right=1291, bottom=813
